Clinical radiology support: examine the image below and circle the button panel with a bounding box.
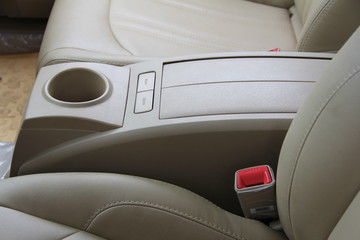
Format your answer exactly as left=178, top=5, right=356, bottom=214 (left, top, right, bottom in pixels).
left=135, top=72, right=156, bottom=113
left=137, top=72, right=155, bottom=92
left=135, top=91, right=154, bottom=113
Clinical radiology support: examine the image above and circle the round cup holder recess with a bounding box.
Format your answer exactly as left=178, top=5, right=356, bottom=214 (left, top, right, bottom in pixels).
left=45, top=68, right=111, bottom=107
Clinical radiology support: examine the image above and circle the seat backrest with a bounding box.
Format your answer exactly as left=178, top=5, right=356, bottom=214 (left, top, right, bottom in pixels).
left=295, top=0, right=360, bottom=52
left=276, top=27, right=360, bottom=240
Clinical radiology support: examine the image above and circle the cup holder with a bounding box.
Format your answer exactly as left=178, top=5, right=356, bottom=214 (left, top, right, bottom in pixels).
left=45, top=68, right=110, bottom=106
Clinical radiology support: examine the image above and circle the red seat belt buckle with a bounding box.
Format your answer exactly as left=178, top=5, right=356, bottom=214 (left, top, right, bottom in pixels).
left=235, top=165, right=278, bottom=220
left=268, top=48, right=280, bottom=52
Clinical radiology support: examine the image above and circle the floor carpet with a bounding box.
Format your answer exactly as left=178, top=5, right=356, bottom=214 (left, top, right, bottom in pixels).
left=0, top=53, right=38, bottom=142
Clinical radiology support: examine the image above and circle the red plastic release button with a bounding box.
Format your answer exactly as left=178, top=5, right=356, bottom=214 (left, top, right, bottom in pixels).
left=236, top=166, right=272, bottom=189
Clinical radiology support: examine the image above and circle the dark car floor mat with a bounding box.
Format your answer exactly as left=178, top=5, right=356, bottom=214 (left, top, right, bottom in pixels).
left=0, top=17, right=47, bottom=54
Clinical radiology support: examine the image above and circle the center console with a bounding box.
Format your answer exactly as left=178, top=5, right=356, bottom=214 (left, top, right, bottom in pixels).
left=11, top=52, right=332, bottom=214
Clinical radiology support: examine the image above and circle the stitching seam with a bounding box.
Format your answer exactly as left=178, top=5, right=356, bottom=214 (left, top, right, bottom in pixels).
left=83, top=200, right=246, bottom=240
left=298, top=0, right=334, bottom=51
left=107, top=0, right=133, bottom=55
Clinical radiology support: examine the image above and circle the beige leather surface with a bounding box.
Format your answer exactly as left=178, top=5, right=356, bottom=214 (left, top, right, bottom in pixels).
left=0, top=207, right=105, bottom=240
left=109, top=0, right=296, bottom=53
left=38, top=0, right=133, bottom=68
left=0, top=173, right=285, bottom=240
left=39, top=0, right=296, bottom=68
left=277, top=27, right=360, bottom=239
left=295, top=0, right=360, bottom=52
left=38, top=0, right=360, bottom=68
left=328, top=191, right=360, bottom=240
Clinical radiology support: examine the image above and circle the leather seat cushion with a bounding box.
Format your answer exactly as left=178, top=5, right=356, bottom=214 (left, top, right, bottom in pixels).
left=0, top=207, right=104, bottom=240
left=39, top=0, right=296, bottom=68
left=109, top=0, right=297, bottom=55
left=0, top=173, right=285, bottom=240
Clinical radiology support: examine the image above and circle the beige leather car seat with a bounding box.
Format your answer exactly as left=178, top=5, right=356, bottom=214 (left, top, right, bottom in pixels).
left=38, top=0, right=360, bottom=68
left=1, top=27, right=359, bottom=240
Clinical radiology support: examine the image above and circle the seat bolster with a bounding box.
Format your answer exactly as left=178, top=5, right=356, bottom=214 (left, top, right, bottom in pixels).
left=39, top=0, right=132, bottom=68
left=38, top=48, right=153, bottom=71
left=277, top=27, right=360, bottom=239
left=0, top=173, right=285, bottom=240
left=296, top=0, right=360, bottom=52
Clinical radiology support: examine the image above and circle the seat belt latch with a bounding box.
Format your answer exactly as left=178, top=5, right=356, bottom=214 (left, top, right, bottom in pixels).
left=234, top=165, right=278, bottom=220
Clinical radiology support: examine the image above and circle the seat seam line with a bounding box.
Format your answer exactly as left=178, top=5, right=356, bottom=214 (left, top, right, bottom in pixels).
left=298, top=0, right=334, bottom=51
left=83, top=200, right=246, bottom=240
left=107, top=0, right=134, bottom=55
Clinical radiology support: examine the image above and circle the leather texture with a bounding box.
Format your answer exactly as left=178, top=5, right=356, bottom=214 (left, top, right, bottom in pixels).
left=39, top=0, right=297, bottom=68
left=38, top=0, right=360, bottom=68
left=38, top=0, right=133, bottom=68
left=109, top=0, right=296, bottom=54
left=277, top=27, right=360, bottom=239
left=0, top=173, right=285, bottom=240
left=295, top=0, right=360, bottom=52
left=328, top=191, right=360, bottom=240
left=0, top=207, right=105, bottom=240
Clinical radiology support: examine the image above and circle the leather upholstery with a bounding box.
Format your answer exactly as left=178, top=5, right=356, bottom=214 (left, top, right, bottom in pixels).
left=295, top=0, right=360, bottom=52
left=1, top=28, right=359, bottom=240
left=0, top=173, right=285, bottom=240
left=0, top=207, right=105, bottom=240
left=109, top=0, right=296, bottom=54
left=39, top=0, right=297, bottom=68
left=328, top=191, right=360, bottom=240
left=277, top=26, right=360, bottom=239
left=38, top=0, right=360, bottom=68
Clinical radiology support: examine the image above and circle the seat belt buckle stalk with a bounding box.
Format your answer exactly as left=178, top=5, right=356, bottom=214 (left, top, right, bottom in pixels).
left=234, top=165, right=278, bottom=220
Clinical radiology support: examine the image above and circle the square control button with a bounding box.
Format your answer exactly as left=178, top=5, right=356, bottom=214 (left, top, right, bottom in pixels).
left=135, top=90, right=154, bottom=113
left=137, top=72, right=155, bottom=92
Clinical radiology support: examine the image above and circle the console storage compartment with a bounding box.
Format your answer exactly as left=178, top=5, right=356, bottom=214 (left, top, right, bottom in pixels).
left=12, top=52, right=333, bottom=215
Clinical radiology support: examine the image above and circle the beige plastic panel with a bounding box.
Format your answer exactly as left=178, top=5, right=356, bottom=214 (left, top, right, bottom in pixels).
left=162, top=58, right=327, bottom=88
left=161, top=57, right=328, bottom=119
left=161, top=82, right=313, bottom=119
left=23, top=63, right=130, bottom=131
